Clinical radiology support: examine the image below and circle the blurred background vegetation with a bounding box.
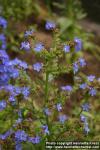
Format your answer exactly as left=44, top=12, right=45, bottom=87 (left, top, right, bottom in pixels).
left=0, top=0, right=100, bottom=60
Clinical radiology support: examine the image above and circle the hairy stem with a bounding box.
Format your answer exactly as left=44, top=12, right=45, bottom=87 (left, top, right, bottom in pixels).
left=45, top=71, right=50, bottom=139
left=45, top=71, right=49, bottom=103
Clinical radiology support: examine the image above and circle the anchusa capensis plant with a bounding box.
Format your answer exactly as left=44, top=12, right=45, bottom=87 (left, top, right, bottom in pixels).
left=0, top=18, right=100, bottom=150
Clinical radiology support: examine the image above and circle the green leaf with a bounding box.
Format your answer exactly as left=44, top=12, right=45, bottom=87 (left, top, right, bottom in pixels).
left=82, top=111, right=94, bottom=119
left=22, top=143, right=35, bottom=150
left=57, top=17, right=73, bottom=33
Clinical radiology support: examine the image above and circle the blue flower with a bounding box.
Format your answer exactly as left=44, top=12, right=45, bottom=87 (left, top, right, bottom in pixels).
left=84, top=122, right=90, bottom=134
left=11, top=58, right=28, bottom=69
left=4, top=85, right=14, bottom=93
left=21, top=87, right=30, bottom=99
left=74, top=37, right=82, bottom=51
left=0, top=50, right=9, bottom=63
left=33, top=62, right=42, bottom=72
left=80, top=83, right=87, bottom=89
left=89, top=88, right=97, bottom=96
left=6, top=85, right=21, bottom=97
left=10, top=58, right=21, bottom=65
left=45, top=21, right=56, bottom=30
left=44, top=108, right=51, bottom=116
left=42, top=125, right=49, bottom=135
left=34, top=43, right=44, bottom=52
left=0, top=65, right=7, bottom=73
left=0, top=129, right=13, bottom=140
left=61, top=85, right=72, bottom=92
left=0, top=51, right=21, bottom=86
left=0, top=34, right=6, bottom=49
left=13, top=118, right=23, bottom=127
left=15, top=130, right=27, bottom=142
left=24, top=29, right=34, bottom=37
left=81, top=103, right=90, bottom=112
left=0, top=16, right=7, bottom=28
left=59, top=114, right=68, bottom=124
left=56, top=103, right=62, bottom=112
left=78, top=58, right=86, bottom=67
left=80, top=115, right=87, bottom=122
left=0, top=73, right=10, bottom=85
left=87, top=75, right=95, bottom=82
left=16, top=118, right=22, bottom=124
left=8, top=86, right=21, bottom=97
left=10, top=68, right=19, bottom=79
left=0, top=100, right=6, bottom=111
left=19, top=61, right=28, bottom=69
left=28, top=136, right=40, bottom=144
left=20, top=41, right=30, bottom=51
left=14, top=87, right=21, bottom=96
left=73, top=62, right=79, bottom=74
left=63, top=45, right=70, bottom=53
left=15, top=141, right=22, bottom=150
left=9, top=96, right=16, bottom=102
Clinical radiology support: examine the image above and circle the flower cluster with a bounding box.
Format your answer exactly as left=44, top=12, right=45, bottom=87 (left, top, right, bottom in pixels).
left=79, top=74, right=97, bottom=97
left=0, top=50, right=20, bottom=86
left=80, top=103, right=90, bottom=134
left=0, top=17, right=32, bottom=150
left=73, top=57, right=86, bottom=74
left=0, top=85, right=30, bottom=106
left=15, top=130, right=41, bottom=149
left=0, top=18, right=99, bottom=149
left=0, top=19, right=19, bottom=87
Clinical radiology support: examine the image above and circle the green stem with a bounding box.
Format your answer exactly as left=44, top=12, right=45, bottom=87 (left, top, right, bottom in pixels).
left=70, top=52, right=76, bottom=86
left=45, top=71, right=51, bottom=140
left=78, top=109, right=83, bottom=116
left=45, top=71, right=49, bottom=103
left=44, top=0, right=52, bottom=15
left=10, top=107, right=13, bottom=126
